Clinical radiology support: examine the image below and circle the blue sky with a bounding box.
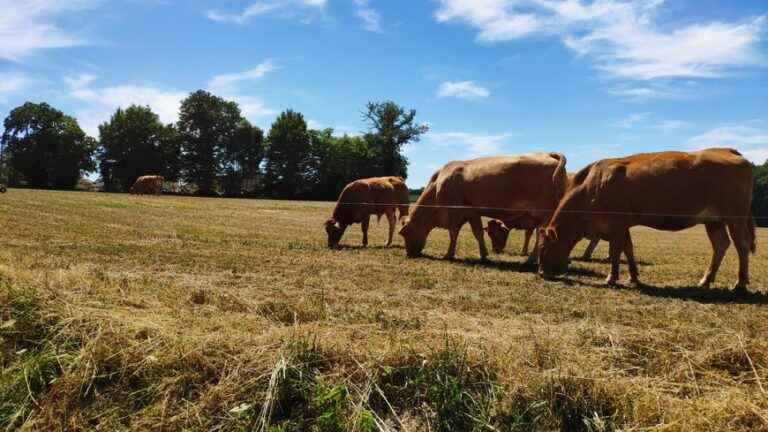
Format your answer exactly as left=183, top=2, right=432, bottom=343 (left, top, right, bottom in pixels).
left=0, top=0, right=767, bottom=187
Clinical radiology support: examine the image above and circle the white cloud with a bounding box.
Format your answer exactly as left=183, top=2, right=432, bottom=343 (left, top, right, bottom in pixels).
left=437, top=81, right=490, bottom=100
left=611, top=112, right=650, bottom=129
left=209, top=60, right=277, bottom=91
left=0, top=0, right=99, bottom=60
left=426, top=132, right=513, bottom=157
left=687, top=122, right=768, bottom=164
left=354, top=0, right=382, bottom=32
left=0, top=72, right=33, bottom=94
left=654, top=120, right=692, bottom=131
left=66, top=74, right=186, bottom=136
left=206, top=0, right=326, bottom=24
left=608, top=85, right=681, bottom=101
left=434, top=0, right=767, bottom=81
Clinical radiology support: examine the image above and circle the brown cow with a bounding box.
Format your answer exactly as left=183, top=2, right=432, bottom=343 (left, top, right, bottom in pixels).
left=325, top=177, right=410, bottom=249
left=129, top=175, right=164, bottom=195
left=485, top=218, right=601, bottom=259
left=538, top=148, right=756, bottom=291
left=399, top=153, right=567, bottom=260
left=484, top=171, right=602, bottom=258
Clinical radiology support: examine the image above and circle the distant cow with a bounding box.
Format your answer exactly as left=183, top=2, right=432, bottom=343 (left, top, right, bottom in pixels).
left=325, top=177, right=411, bottom=249
left=400, top=153, right=567, bottom=260
left=538, top=148, right=756, bottom=291
left=485, top=172, right=602, bottom=259
left=130, top=175, right=164, bottom=195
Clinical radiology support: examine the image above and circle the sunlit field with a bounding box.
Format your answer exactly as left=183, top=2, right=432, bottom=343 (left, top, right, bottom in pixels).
left=2, top=189, right=768, bottom=431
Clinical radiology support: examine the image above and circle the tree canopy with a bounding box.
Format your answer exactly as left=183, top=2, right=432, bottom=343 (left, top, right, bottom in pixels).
left=178, top=90, right=243, bottom=195
left=263, top=109, right=314, bottom=199
left=1, top=102, right=96, bottom=189
left=97, top=105, right=181, bottom=192
left=363, top=101, right=428, bottom=178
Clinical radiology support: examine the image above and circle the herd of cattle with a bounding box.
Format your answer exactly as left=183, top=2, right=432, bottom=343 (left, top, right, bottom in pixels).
left=325, top=148, right=757, bottom=293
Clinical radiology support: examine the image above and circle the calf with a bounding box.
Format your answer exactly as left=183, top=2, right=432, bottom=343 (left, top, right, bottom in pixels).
left=130, top=175, right=164, bottom=195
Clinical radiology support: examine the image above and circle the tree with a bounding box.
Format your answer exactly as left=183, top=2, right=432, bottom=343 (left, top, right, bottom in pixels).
left=222, top=120, right=264, bottom=196
left=753, top=161, right=768, bottom=227
left=310, top=129, right=377, bottom=200
left=263, top=110, right=314, bottom=199
left=363, top=101, right=428, bottom=178
left=178, top=90, right=243, bottom=195
left=1, top=102, right=96, bottom=189
left=97, top=105, right=180, bottom=192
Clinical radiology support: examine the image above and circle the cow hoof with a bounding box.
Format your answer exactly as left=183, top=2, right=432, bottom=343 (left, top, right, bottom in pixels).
left=733, top=284, right=748, bottom=295
left=628, top=278, right=641, bottom=287
left=698, top=278, right=712, bottom=289
left=605, top=276, right=618, bottom=286
left=443, top=255, right=456, bottom=261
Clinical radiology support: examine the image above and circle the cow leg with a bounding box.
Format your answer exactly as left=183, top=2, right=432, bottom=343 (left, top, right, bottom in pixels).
left=623, top=231, right=640, bottom=285
left=582, top=238, right=600, bottom=260
left=699, top=222, right=730, bottom=288
left=469, top=216, right=489, bottom=261
left=605, top=234, right=626, bottom=286
left=726, top=220, right=750, bottom=292
left=521, top=229, right=533, bottom=256
left=361, top=216, right=370, bottom=247
left=445, top=223, right=463, bottom=260
left=385, top=211, right=396, bottom=247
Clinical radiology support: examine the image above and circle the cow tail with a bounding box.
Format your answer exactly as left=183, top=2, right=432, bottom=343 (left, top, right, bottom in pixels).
left=749, top=214, right=757, bottom=254
left=550, top=152, right=568, bottom=201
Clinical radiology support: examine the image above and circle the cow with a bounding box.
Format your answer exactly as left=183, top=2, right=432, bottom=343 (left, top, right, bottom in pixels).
left=325, top=176, right=411, bottom=249
left=129, top=175, right=164, bottom=195
left=399, top=153, right=567, bottom=260
left=538, top=148, right=756, bottom=292
left=484, top=170, right=603, bottom=259
left=485, top=218, right=601, bottom=259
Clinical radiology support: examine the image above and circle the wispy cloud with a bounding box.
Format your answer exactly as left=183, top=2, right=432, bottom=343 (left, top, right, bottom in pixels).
left=354, top=0, right=381, bottom=32
left=0, top=71, right=33, bottom=94
left=436, top=81, right=490, bottom=100
left=435, top=0, right=767, bottom=81
left=611, top=112, right=650, bottom=129
left=612, top=112, right=692, bottom=131
left=65, top=74, right=186, bottom=136
left=208, top=60, right=277, bottom=91
left=206, top=0, right=326, bottom=24
left=0, top=0, right=100, bottom=61
left=688, top=122, right=768, bottom=164
left=427, top=132, right=513, bottom=157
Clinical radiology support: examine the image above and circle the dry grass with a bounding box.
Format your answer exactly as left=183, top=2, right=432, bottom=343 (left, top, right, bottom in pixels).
left=1, top=188, right=768, bottom=431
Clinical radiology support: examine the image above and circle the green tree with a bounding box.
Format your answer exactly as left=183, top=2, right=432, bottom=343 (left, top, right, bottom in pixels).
left=263, top=110, right=314, bottom=199
left=753, top=161, right=768, bottom=227
left=1, top=102, right=96, bottom=189
left=310, top=129, right=377, bottom=200
left=97, top=105, right=180, bottom=192
left=178, top=90, right=243, bottom=195
left=363, top=101, right=428, bottom=178
left=222, top=120, right=264, bottom=196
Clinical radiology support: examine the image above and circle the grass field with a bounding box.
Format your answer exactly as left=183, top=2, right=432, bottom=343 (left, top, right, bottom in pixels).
left=2, top=189, right=768, bottom=431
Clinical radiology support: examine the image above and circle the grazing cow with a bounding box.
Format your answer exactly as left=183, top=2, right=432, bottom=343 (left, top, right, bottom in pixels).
left=538, top=148, right=756, bottom=291
left=325, top=176, right=410, bottom=249
left=129, top=175, right=164, bottom=195
left=485, top=218, right=601, bottom=259
left=484, top=170, right=604, bottom=259
left=399, top=153, right=567, bottom=260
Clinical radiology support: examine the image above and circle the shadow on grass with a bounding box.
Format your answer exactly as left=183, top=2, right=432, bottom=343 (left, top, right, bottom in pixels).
left=337, top=244, right=406, bottom=251
left=415, top=254, right=605, bottom=278
left=555, top=276, right=768, bottom=305
left=570, top=257, right=653, bottom=266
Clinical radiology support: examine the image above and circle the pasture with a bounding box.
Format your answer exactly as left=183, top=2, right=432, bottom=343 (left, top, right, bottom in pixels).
left=2, top=189, right=768, bottom=431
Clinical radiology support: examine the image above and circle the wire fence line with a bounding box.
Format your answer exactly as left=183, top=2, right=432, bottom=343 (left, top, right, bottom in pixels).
left=332, top=201, right=763, bottom=220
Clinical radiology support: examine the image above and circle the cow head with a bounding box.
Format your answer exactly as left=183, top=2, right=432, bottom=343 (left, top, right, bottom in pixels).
left=129, top=186, right=135, bottom=194
left=538, top=226, right=577, bottom=278
left=399, top=221, right=427, bottom=258
left=484, top=220, right=511, bottom=254
left=325, top=218, right=346, bottom=249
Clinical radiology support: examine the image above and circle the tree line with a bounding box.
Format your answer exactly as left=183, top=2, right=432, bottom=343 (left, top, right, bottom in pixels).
left=0, top=90, right=427, bottom=200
